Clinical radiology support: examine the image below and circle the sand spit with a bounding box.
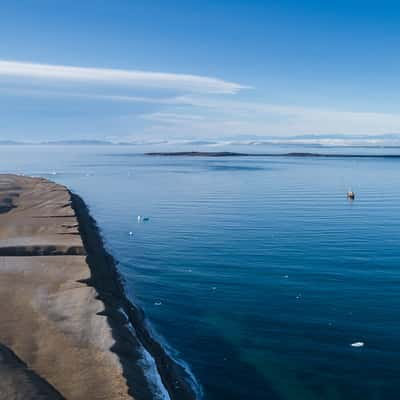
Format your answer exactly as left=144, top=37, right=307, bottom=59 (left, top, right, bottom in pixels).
left=0, top=175, right=196, bottom=400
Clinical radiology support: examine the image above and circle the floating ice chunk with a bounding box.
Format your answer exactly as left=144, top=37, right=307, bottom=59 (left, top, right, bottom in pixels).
left=283, top=275, right=289, bottom=279
left=129, top=231, right=133, bottom=236
left=351, top=342, right=364, bottom=348
left=154, top=301, right=162, bottom=306
left=211, top=287, right=217, bottom=291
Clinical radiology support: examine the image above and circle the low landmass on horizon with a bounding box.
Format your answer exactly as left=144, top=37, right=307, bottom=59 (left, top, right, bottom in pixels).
left=146, top=151, right=400, bottom=158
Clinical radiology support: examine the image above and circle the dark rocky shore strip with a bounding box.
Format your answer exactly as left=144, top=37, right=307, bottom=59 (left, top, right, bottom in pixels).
left=0, top=175, right=197, bottom=400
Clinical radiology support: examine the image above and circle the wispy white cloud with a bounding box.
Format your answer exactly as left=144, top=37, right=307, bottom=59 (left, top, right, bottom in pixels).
left=151, top=96, right=400, bottom=136
left=2, top=60, right=400, bottom=139
left=7, top=87, right=400, bottom=135
left=140, top=112, right=206, bottom=123
left=1, top=87, right=182, bottom=104
left=0, top=60, right=247, bottom=94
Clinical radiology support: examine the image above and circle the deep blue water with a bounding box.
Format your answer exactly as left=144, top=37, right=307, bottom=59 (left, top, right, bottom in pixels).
left=1, top=145, right=400, bottom=400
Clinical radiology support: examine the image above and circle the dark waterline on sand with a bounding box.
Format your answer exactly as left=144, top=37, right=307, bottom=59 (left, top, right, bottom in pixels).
left=1, top=144, right=400, bottom=399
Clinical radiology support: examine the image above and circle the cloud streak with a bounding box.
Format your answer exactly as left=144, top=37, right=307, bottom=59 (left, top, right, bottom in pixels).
left=161, top=96, right=400, bottom=135
left=2, top=60, right=400, bottom=138
left=0, top=60, right=247, bottom=94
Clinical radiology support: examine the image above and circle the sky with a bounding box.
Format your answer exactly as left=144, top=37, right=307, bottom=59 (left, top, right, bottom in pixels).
left=1, top=0, right=400, bottom=143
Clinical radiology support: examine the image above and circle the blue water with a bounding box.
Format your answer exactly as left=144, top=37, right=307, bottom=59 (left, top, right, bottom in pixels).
left=1, top=144, right=400, bottom=400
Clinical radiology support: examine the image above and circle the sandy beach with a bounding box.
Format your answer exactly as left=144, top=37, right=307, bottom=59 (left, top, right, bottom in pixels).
left=0, top=175, right=196, bottom=400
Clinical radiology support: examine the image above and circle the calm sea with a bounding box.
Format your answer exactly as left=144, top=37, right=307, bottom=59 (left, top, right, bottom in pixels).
left=1, top=144, right=400, bottom=400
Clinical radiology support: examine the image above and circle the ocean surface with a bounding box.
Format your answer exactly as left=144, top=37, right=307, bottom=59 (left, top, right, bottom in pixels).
left=1, top=144, right=400, bottom=400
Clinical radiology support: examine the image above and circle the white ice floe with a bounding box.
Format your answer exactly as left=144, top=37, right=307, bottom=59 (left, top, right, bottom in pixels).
left=154, top=301, right=162, bottom=306
left=351, top=342, right=364, bottom=348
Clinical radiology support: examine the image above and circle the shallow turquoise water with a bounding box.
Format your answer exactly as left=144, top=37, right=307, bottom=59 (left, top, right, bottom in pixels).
left=1, top=145, right=400, bottom=400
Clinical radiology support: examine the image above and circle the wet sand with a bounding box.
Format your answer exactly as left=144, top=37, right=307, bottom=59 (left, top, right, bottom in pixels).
left=0, top=175, right=196, bottom=400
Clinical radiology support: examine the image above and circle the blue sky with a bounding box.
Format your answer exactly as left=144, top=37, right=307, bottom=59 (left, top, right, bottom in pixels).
left=1, top=0, right=400, bottom=142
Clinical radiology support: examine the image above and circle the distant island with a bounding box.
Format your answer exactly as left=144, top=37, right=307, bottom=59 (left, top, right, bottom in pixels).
left=146, top=151, right=400, bottom=158
left=147, top=151, right=249, bottom=157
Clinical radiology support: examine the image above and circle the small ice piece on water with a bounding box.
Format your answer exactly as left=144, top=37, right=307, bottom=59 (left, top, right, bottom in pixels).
left=154, top=301, right=162, bottom=306
left=296, top=294, right=302, bottom=300
left=283, top=275, right=289, bottom=279
left=137, top=215, right=141, bottom=222
left=211, top=286, right=217, bottom=291
left=129, top=231, right=133, bottom=236
left=351, top=342, right=364, bottom=348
